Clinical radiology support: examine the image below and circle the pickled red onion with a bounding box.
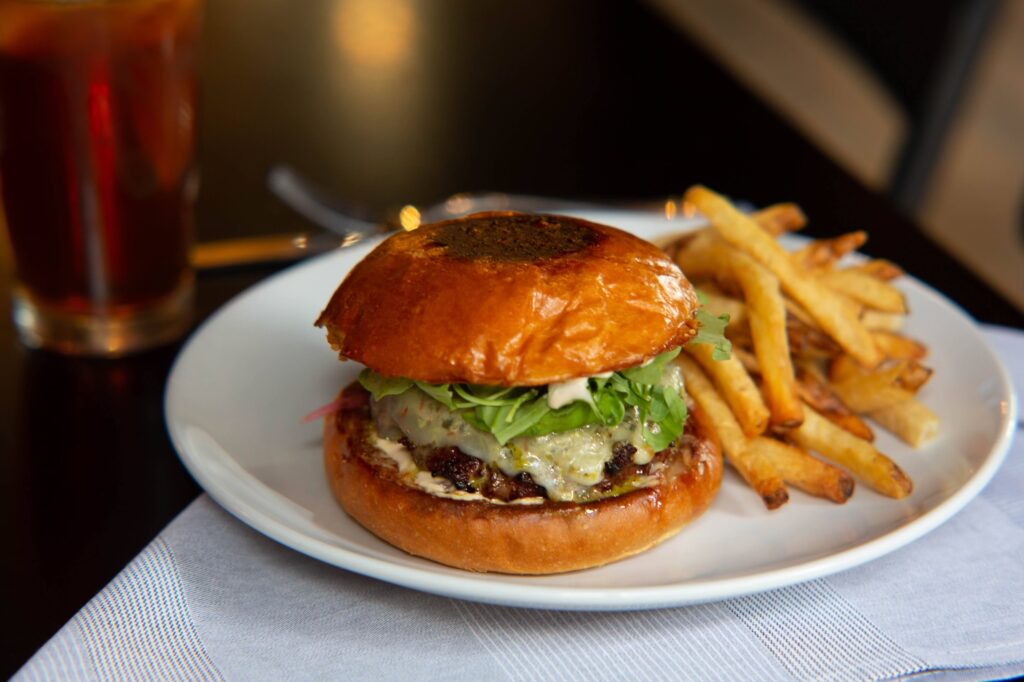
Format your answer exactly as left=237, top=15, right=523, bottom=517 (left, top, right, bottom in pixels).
left=302, top=398, right=343, bottom=423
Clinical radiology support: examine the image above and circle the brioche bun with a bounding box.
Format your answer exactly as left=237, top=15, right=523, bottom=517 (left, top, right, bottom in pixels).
left=324, top=386, right=723, bottom=574
left=315, top=212, right=700, bottom=386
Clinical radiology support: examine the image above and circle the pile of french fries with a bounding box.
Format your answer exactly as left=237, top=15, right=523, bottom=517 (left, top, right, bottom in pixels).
left=669, top=185, right=939, bottom=509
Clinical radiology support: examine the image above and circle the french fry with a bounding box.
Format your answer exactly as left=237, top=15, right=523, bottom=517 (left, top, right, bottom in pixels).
left=686, top=343, right=770, bottom=437
left=792, top=232, right=867, bottom=269
left=896, top=361, right=933, bottom=392
left=787, top=313, right=842, bottom=360
left=676, top=355, right=789, bottom=509
left=861, top=310, right=905, bottom=332
left=700, top=290, right=748, bottom=329
left=849, top=259, right=904, bottom=281
left=733, top=347, right=761, bottom=375
left=749, top=436, right=854, bottom=503
left=686, top=185, right=883, bottom=368
left=870, top=400, right=940, bottom=447
left=830, top=358, right=931, bottom=394
left=794, top=366, right=875, bottom=441
left=829, top=354, right=862, bottom=382
left=673, top=231, right=733, bottom=281
left=751, top=202, right=807, bottom=236
left=789, top=406, right=913, bottom=498
left=821, top=358, right=939, bottom=447
left=815, top=268, right=908, bottom=314
left=831, top=367, right=916, bottom=412
left=729, top=249, right=804, bottom=427
left=872, top=331, right=928, bottom=360
left=784, top=297, right=818, bottom=329
left=669, top=190, right=937, bottom=504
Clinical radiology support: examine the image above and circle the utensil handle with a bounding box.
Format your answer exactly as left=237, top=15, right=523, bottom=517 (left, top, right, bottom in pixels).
left=191, top=233, right=343, bottom=271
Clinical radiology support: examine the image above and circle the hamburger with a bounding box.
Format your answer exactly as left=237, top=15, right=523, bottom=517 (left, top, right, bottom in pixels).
left=315, top=211, right=729, bottom=574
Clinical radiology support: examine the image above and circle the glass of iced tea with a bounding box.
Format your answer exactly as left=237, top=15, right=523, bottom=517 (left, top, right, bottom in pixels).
left=0, top=0, right=202, bottom=355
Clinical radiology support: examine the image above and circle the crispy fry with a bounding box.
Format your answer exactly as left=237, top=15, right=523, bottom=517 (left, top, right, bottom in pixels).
left=792, top=232, right=867, bottom=269
left=784, top=297, right=818, bottom=329
left=724, top=319, right=753, bottom=349
left=733, top=347, right=760, bottom=375
left=816, top=268, right=908, bottom=314
left=896, top=361, right=933, bottom=392
left=849, top=259, right=905, bottom=281
left=787, top=313, right=842, bottom=360
left=686, top=185, right=883, bottom=368
left=861, top=310, right=905, bottom=332
left=670, top=190, right=936, bottom=504
left=823, top=358, right=939, bottom=446
left=700, top=290, right=748, bottom=329
left=872, top=331, right=928, bottom=360
left=789, top=406, right=913, bottom=498
left=673, top=231, right=732, bottom=281
left=749, top=436, right=854, bottom=503
left=794, top=366, right=875, bottom=441
left=831, top=367, right=916, bottom=412
left=729, top=249, right=804, bottom=427
left=676, top=355, right=788, bottom=509
left=870, top=400, right=940, bottom=447
left=829, top=354, right=861, bottom=382
left=751, top=202, right=807, bottom=236
left=829, top=358, right=932, bottom=393
left=686, top=343, right=770, bottom=437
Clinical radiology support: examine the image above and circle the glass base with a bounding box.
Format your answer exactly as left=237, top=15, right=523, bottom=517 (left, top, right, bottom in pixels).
left=13, top=278, right=194, bottom=357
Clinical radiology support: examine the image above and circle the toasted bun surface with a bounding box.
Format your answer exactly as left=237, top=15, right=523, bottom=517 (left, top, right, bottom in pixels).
left=315, top=212, right=699, bottom=385
left=324, top=387, right=723, bottom=574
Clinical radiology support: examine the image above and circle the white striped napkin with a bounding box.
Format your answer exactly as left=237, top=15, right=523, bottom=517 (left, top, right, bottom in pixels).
left=16, top=326, right=1024, bottom=682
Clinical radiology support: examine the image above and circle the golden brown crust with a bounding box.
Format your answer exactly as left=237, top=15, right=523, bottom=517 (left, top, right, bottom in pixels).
left=315, top=212, right=699, bottom=385
left=323, top=389, right=723, bottom=574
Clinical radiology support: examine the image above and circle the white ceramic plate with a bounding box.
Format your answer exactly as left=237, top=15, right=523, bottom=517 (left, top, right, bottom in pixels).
left=165, top=210, right=1017, bottom=610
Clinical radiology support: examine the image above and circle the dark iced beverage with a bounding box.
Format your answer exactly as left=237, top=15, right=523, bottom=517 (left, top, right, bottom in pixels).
left=0, top=0, right=202, bottom=354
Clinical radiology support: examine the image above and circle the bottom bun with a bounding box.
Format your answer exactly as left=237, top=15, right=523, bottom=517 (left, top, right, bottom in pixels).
left=324, top=386, right=723, bottom=574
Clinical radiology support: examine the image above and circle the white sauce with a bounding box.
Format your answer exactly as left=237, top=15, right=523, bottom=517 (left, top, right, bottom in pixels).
left=546, top=377, right=595, bottom=410
left=372, top=436, right=543, bottom=505
left=374, top=436, right=417, bottom=474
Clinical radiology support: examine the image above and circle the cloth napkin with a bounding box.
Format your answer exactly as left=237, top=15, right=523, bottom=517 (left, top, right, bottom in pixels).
left=16, top=326, right=1024, bottom=682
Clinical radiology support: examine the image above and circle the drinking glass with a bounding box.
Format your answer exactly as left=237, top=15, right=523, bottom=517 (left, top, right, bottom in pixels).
left=0, top=0, right=202, bottom=355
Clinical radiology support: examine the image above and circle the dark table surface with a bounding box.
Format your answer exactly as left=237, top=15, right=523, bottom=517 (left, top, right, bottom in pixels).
left=2, top=0, right=1022, bottom=676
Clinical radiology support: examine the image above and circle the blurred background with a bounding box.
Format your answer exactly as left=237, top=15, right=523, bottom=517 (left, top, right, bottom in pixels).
left=192, top=0, right=1024, bottom=306
left=2, top=0, right=1021, bottom=308
left=651, top=0, right=1023, bottom=308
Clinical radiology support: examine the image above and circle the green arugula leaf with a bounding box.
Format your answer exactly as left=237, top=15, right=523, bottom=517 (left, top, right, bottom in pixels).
left=452, top=384, right=516, bottom=407
left=520, top=400, right=597, bottom=439
left=620, top=347, right=682, bottom=385
left=358, top=369, right=413, bottom=398
left=592, top=387, right=626, bottom=426
left=688, top=308, right=733, bottom=361
left=413, top=381, right=456, bottom=409
left=489, top=396, right=551, bottom=444
left=357, top=337, right=695, bottom=450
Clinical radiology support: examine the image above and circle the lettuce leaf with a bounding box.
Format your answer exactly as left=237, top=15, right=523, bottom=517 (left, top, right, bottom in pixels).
left=355, top=302, right=732, bottom=450
left=359, top=361, right=687, bottom=449
left=688, top=308, right=732, bottom=360
left=358, top=370, right=412, bottom=398
left=619, top=347, right=681, bottom=385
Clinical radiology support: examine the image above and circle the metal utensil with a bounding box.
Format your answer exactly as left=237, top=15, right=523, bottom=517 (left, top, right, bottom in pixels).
left=191, top=165, right=678, bottom=271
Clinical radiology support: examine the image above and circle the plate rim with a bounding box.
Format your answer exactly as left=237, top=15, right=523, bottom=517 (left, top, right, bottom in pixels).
left=165, top=212, right=1019, bottom=610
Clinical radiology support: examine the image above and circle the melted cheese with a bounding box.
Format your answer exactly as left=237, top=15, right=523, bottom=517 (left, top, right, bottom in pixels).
left=371, top=364, right=685, bottom=502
